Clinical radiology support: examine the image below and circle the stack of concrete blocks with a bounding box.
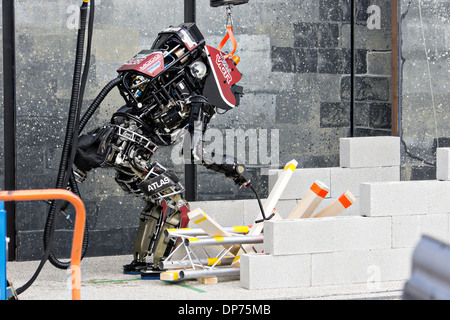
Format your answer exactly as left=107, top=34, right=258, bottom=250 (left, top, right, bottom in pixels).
left=188, top=137, right=401, bottom=226
left=241, top=137, right=450, bottom=290
left=267, top=136, right=402, bottom=218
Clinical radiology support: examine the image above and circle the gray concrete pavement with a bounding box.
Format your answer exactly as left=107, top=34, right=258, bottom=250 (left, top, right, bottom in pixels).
left=6, top=255, right=405, bottom=300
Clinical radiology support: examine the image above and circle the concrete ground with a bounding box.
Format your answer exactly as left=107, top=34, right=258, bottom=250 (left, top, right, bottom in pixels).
left=6, top=255, right=405, bottom=301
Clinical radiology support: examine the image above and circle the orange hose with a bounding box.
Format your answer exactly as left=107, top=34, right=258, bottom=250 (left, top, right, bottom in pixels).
left=0, top=189, right=86, bottom=300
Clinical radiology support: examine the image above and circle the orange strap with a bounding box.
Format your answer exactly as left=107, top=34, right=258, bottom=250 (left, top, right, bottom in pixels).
left=217, top=26, right=237, bottom=59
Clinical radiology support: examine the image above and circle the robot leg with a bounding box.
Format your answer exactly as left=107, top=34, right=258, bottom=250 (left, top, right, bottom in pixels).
left=141, top=194, right=190, bottom=278
left=152, top=195, right=190, bottom=266
left=123, top=202, right=162, bottom=274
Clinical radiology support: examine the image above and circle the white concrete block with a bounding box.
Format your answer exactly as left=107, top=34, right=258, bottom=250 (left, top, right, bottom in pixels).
left=312, top=250, right=370, bottom=286
left=264, top=218, right=335, bottom=255
left=392, top=214, right=450, bottom=249
left=359, top=181, right=430, bottom=217
left=333, top=216, right=391, bottom=251
left=274, top=199, right=299, bottom=219
left=265, top=216, right=391, bottom=256
left=368, top=248, right=414, bottom=282
left=269, top=168, right=331, bottom=200
left=437, top=148, right=450, bottom=181
left=426, top=181, right=450, bottom=214
left=330, top=167, right=382, bottom=197
left=381, top=166, right=401, bottom=181
left=340, top=136, right=400, bottom=168
left=240, top=253, right=311, bottom=290
left=189, top=200, right=245, bottom=226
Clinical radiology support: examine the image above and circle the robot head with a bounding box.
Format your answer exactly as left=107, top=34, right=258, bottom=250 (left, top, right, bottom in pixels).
left=117, top=23, right=243, bottom=113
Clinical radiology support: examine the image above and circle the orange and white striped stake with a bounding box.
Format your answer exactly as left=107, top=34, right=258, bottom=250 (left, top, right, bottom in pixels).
left=287, top=180, right=330, bottom=219
left=313, top=190, right=355, bottom=218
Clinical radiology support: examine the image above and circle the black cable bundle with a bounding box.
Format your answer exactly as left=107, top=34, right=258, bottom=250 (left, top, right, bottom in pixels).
left=15, top=0, right=95, bottom=296
left=43, top=0, right=95, bottom=270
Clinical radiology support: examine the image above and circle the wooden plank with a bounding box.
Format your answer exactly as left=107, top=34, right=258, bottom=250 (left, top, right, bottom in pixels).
left=231, top=159, right=298, bottom=267
left=160, top=270, right=182, bottom=281
left=199, top=277, right=218, bottom=285
left=188, top=208, right=233, bottom=237
left=287, top=180, right=329, bottom=219
left=187, top=208, right=240, bottom=254
left=248, top=159, right=298, bottom=234
left=313, top=191, right=355, bottom=218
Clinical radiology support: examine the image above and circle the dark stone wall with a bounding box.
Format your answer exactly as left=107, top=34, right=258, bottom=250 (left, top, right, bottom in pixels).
left=399, top=0, right=450, bottom=180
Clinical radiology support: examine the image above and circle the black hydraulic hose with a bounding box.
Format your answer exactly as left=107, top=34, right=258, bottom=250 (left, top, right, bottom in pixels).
left=44, top=1, right=90, bottom=270
left=15, top=1, right=93, bottom=295
left=63, top=77, right=121, bottom=229
left=79, top=76, right=122, bottom=132
left=49, top=0, right=96, bottom=268
left=63, top=0, right=96, bottom=263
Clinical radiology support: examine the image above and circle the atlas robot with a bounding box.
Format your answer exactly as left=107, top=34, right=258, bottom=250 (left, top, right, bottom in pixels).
left=74, top=2, right=253, bottom=276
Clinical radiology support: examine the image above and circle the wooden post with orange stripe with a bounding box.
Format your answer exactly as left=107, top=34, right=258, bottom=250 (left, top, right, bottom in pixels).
left=313, top=190, right=355, bottom=218
left=287, top=180, right=330, bottom=219
left=231, top=159, right=298, bottom=268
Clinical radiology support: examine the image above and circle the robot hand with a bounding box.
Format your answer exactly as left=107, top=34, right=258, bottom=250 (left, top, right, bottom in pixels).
left=201, top=152, right=252, bottom=187
left=231, top=163, right=252, bottom=186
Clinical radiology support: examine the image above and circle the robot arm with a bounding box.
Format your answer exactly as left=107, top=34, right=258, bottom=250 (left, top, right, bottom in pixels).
left=202, top=153, right=252, bottom=186
left=187, top=95, right=252, bottom=186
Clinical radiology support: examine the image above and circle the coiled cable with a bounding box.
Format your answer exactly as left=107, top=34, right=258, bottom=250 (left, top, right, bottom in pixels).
left=15, top=1, right=95, bottom=295
left=44, top=0, right=92, bottom=270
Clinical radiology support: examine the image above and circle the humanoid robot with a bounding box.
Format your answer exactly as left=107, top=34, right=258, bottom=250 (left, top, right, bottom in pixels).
left=74, top=20, right=251, bottom=276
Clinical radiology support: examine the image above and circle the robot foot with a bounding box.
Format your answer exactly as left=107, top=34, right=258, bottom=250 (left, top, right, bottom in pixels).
left=123, top=260, right=150, bottom=275
left=140, top=266, right=167, bottom=280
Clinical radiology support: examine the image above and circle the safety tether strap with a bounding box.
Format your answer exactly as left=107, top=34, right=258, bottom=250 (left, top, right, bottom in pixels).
left=217, top=5, right=238, bottom=59
left=217, top=25, right=237, bottom=59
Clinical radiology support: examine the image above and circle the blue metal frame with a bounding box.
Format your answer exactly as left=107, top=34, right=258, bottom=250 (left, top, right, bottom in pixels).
left=0, top=201, right=6, bottom=300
